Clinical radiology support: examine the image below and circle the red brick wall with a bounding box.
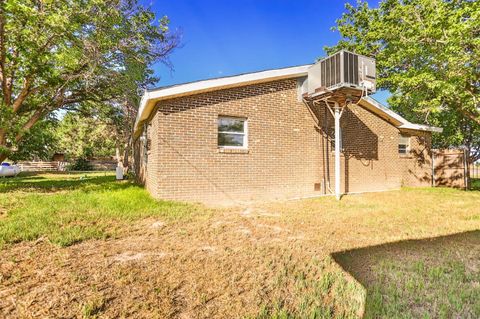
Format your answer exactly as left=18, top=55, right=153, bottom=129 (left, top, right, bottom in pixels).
left=317, top=105, right=432, bottom=193
left=134, top=112, right=163, bottom=196
left=400, top=130, right=433, bottom=187
left=135, top=78, right=432, bottom=203
left=144, top=79, right=323, bottom=204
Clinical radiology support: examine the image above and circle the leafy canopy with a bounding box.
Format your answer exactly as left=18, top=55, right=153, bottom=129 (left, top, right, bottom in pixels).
left=327, top=0, right=479, bottom=159
left=56, top=112, right=117, bottom=160
left=0, top=0, right=177, bottom=162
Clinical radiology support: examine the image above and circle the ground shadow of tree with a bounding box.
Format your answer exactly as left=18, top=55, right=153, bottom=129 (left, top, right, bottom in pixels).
left=332, top=231, right=480, bottom=318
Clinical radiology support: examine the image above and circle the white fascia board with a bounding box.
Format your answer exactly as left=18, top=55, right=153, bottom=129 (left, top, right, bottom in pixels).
left=361, top=96, right=409, bottom=125
left=134, top=65, right=311, bottom=137
left=360, top=96, right=442, bottom=133
left=399, top=123, right=443, bottom=133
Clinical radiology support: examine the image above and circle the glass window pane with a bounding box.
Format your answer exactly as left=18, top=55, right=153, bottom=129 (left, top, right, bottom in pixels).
left=218, top=117, right=245, bottom=133
left=218, top=133, right=244, bottom=147
left=398, top=135, right=409, bottom=154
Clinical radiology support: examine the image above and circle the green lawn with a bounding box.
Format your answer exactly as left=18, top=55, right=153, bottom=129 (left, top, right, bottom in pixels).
left=0, top=173, right=478, bottom=318
left=0, top=172, right=203, bottom=247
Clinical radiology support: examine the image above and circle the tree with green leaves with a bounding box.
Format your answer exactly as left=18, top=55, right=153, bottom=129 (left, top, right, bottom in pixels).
left=7, top=117, right=58, bottom=162
left=55, top=112, right=117, bottom=160
left=0, top=0, right=178, bottom=162
left=326, top=0, right=480, bottom=163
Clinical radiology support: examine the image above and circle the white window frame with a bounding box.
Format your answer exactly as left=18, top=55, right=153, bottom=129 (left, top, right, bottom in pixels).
left=217, top=116, right=248, bottom=149
left=398, top=134, right=410, bottom=155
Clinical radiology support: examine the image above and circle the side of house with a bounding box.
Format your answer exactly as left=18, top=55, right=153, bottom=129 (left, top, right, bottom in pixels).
left=319, top=102, right=433, bottom=194
left=133, top=68, right=439, bottom=204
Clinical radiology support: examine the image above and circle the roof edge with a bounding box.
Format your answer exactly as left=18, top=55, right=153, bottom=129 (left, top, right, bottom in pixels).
left=360, top=96, right=443, bottom=133
left=134, top=64, right=311, bottom=137
left=133, top=67, right=443, bottom=138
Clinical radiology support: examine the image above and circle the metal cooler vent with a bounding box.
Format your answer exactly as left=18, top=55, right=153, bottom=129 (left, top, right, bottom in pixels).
left=307, top=50, right=376, bottom=95
left=343, top=51, right=359, bottom=86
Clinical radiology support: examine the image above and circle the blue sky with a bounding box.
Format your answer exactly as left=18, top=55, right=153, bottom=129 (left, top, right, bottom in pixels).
left=144, top=0, right=390, bottom=104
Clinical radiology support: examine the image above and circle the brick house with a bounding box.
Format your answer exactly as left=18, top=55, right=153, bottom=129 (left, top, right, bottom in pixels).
left=133, top=65, right=441, bottom=204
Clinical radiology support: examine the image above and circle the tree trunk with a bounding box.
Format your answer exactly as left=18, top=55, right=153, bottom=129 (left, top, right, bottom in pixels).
left=122, top=141, right=129, bottom=168
left=122, top=135, right=133, bottom=174
left=460, top=146, right=472, bottom=190
left=466, top=156, right=471, bottom=190
left=0, top=129, right=8, bottom=162
left=115, top=145, right=121, bottom=164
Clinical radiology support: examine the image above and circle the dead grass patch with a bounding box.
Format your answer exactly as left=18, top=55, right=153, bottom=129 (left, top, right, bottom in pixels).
left=1, top=174, right=479, bottom=318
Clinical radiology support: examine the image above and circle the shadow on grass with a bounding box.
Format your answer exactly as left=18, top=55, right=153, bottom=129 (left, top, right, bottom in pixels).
left=332, top=231, right=480, bottom=318
left=0, top=172, right=135, bottom=193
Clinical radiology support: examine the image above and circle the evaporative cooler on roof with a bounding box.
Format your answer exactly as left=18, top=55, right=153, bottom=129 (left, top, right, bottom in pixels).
left=307, top=50, right=376, bottom=96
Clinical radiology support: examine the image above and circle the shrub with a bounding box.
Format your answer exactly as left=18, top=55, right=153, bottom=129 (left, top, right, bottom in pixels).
left=69, top=158, right=93, bottom=171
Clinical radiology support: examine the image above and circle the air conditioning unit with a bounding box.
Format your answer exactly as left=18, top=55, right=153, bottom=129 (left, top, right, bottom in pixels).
left=307, top=50, right=376, bottom=95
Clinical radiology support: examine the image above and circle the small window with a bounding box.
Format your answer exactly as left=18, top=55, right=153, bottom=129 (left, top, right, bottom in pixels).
left=218, top=116, right=248, bottom=148
left=398, top=135, right=410, bottom=155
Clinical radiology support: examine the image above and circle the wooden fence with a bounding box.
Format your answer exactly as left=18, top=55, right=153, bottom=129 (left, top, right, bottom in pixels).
left=432, top=149, right=467, bottom=189
left=89, top=160, right=117, bottom=171
left=17, top=161, right=67, bottom=172
left=17, top=160, right=116, bottom=172
left=470, top=165, right=480, bottom=179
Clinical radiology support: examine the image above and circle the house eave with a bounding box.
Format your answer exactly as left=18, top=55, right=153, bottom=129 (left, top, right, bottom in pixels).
left=398, top=123, right=443, bottom=133
left=134, top=67, right=443, bottom=138
left=359, top=96, right=442, bottom=133
left=134, top=64, right=311, bottom=138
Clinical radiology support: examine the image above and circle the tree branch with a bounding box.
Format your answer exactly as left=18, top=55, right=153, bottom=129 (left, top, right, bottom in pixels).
left=15, top=109, right=44, bottom=143
left=0, top=0, right=8, bottom=105
left=460, top=108, right=480, bottom=126
left=0, top=127, right=5, bottom=145
left=12, top=77, right=32, bottom=113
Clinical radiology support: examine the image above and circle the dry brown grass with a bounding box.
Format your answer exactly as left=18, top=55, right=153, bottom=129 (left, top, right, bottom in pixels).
left=1, top=176, right=479, bottom=318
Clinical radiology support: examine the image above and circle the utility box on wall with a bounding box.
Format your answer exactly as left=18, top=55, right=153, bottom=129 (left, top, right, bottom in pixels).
left=307, top=50, right=376, bottom=95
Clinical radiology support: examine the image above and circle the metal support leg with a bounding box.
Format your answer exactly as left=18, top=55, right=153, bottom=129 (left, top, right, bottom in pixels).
left=334, top=103, right=341, bottom=200
left=322, top=98, right=345, bottom=200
